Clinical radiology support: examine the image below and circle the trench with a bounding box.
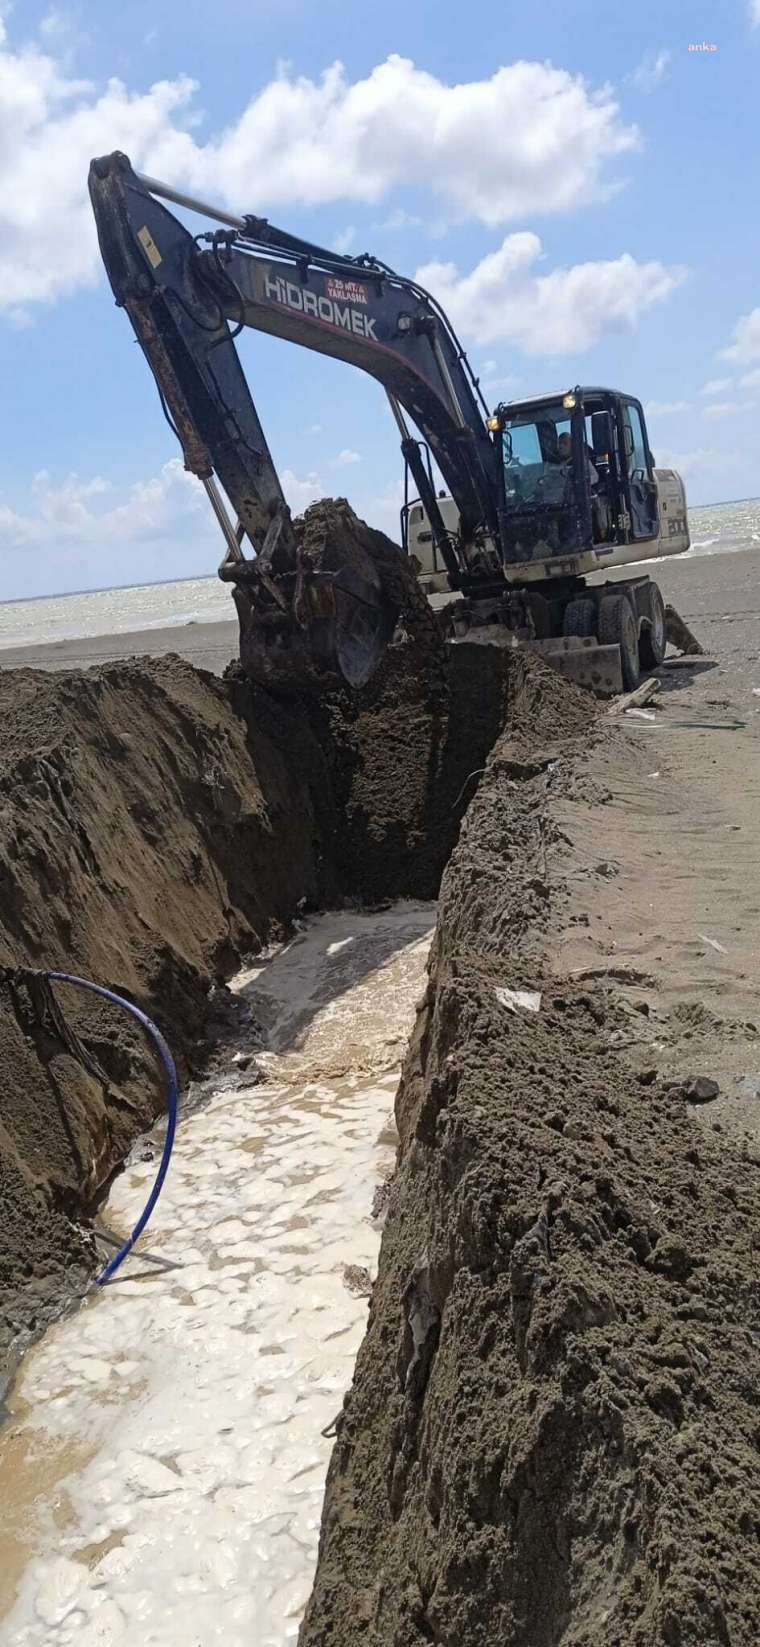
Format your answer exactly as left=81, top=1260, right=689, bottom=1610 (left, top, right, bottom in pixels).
left=3, top=575, right=760, bottom=1645
left=0, top=904, right=435, bottom=1643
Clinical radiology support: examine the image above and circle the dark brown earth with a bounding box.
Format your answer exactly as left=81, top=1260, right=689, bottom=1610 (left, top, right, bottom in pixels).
left=0, top=655, right=333, bottom=1364
left=297, top=638, right=509, bottom=903
left=300, top=653, right=760, bottom=1647
left=4, top=503, right=760, bottom=1642
left=0, top=517, right=512, bottom=1367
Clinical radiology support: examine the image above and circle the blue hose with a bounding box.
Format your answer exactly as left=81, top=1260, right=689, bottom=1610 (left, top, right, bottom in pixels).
left=46, top=972, right=179, bottom=1287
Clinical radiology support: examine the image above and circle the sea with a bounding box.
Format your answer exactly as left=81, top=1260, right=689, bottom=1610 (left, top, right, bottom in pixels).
left=1, top=496, right=758, bottom=654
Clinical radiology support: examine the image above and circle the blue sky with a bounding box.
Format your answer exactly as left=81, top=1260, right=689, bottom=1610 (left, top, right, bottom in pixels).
left=1, top=0, right=759, bottom=599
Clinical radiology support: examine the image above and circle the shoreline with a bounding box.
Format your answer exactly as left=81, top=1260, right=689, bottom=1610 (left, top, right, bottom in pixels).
left=0, top=616, right=239, bottom=677
left=1, top=542, right=759, bottom=680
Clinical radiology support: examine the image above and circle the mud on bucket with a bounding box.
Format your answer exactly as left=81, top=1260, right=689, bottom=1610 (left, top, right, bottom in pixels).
left=235, top=503, right=402, bottom=692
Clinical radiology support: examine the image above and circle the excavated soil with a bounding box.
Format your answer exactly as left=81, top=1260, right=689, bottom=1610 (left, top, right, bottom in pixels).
left=4, top=498, right=760, bottom=1643
left=0, top=657, right=332, bottom=1362
left=0, top=530, right=510, bottom=1366
left=300, top=656, right=760, bottom=1647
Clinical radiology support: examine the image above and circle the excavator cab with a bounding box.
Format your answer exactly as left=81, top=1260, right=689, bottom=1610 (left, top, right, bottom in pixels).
left=497, top=388, right=661, bottom=565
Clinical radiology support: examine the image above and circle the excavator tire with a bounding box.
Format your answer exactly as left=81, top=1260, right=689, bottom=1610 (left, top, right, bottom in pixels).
left=639, top=582, right=667, bottom=669
left=598, top=591, right=640, bottom=691
left=562, top=597, right=597, bottom=639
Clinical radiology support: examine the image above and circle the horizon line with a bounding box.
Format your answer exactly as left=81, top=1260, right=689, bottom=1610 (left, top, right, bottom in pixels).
left=0, top=493, right=756, bottom=607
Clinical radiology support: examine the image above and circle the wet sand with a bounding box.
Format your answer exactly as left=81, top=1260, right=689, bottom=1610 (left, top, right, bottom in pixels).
left=596, top=543, right=760, bottom=702
left=2, top=543, right=760, bottom=1643
left=2, top=545, right=759, bottom=682
left=0, top=907, right=435, bottom=1644
left=0, top=618, right=240, bottom=677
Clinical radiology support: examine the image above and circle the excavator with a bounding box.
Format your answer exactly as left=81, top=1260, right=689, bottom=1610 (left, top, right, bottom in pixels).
left=88, top=152, right=690, bottom=696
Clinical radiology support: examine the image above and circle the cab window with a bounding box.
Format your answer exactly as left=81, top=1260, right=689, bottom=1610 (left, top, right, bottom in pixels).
left=501, top=414, right=572, bottom=510
left=624, top=403, right=649, bottom=476
left=507, top=422, right=543, bottom=466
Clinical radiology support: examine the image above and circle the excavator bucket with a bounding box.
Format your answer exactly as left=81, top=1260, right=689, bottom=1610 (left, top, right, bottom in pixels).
left=233, top=559, right=399, bottom=691
left=231, top=500, right=403, bottom=692
left=86, top=155, right=405, bottom=695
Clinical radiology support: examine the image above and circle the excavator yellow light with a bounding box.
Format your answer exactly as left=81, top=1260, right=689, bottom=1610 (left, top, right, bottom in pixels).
left=562, top=393, right=577, bottom=409
left=486, top=415, right=503, bottom=432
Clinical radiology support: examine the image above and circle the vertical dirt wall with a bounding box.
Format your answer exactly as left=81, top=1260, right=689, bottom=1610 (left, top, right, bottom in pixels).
left=300, top=656, right=760, bottom=1647
left=0, top=638, right=512, bottom=1366
left=0, top=656, right=338, bottom=1359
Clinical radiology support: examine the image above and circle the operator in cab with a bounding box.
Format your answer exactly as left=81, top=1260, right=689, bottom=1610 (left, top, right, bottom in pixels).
left=558, top=431, right=599, bottom=489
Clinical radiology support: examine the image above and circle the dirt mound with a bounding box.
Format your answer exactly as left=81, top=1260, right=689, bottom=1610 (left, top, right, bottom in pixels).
left=301, top=655, right=760, bottom=1647
left=295, top=498, right=446, bottom=659
left=238, top=498, right=441, bottom=691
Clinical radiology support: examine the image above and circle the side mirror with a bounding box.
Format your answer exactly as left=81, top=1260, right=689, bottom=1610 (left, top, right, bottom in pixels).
left=623, top=424, right=634, bottom=459
left=590, top=410, right=613, bottom=462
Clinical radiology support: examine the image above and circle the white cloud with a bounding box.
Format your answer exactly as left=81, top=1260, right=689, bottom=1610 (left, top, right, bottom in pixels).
left=631, top=50, right=671, bottom=93
left=644, top=399, right=690, bottom=416
left=305, top=422, right=323, bottom=435
left=702, top=399, right=755, bottom=418
left=750, top=1, right=760, bottom=27
left=481, top=374, right=522, bottom=398
left=332, top=226, right=356, bottom=255
left=699, top=376, right=732, bottom=396
left=415, top=234, right=685, bottom=354
left=171, top=55, right=638, bottom=227
left=719, top=306, right=760, bottom=363
left=331, top=448, right=361, bottom=466
left=656, top=446, right=743, bottom=480
left=0, top=21, right=196, bottom=310
left=40, top=10, right=71, bottom=41
left=0, top=450, right=403, bottom=561
left=0, top=458, right=204, bottom=549
left=280, top=467, right=324, bottom=512
left=478, top=359, right=521, bottom=394
left=0, top=19, right=640, bottom=314
left=357, top=478, right=404, bottom=534
left=740, top=368, right=760, bottom=388
left=375, top=207, right=423, bottom=231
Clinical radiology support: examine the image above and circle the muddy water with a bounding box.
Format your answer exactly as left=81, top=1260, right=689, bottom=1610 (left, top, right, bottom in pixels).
left=0, top=904, right=435, bottom=1646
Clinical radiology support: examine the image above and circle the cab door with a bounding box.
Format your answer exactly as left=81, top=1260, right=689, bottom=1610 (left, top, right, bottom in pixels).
left=622, top=400, right=658, bottom=540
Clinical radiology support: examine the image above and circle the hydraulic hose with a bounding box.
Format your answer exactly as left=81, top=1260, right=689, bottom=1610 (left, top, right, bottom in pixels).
left=46, top=973, right=178, bottom=1287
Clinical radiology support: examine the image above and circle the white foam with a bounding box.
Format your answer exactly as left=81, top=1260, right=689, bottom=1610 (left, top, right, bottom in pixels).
left=1, top=905, right=435, bottom=1645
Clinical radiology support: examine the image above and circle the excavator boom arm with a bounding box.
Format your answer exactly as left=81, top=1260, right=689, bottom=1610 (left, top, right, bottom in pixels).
left=88, top=152, right=502, bottom=688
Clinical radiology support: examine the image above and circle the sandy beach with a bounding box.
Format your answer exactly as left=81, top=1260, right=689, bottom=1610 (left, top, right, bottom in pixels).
left=2, top=544, right=759, bottom=687
left=0, top=615, right=240, bottom=677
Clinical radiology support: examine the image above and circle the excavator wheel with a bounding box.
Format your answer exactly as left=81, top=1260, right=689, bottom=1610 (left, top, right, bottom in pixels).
left=598, top=592, right=641, bottom=691
left=562, top=597, right=597, bottom=639
left=639, top=582, right=667, bottom=670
